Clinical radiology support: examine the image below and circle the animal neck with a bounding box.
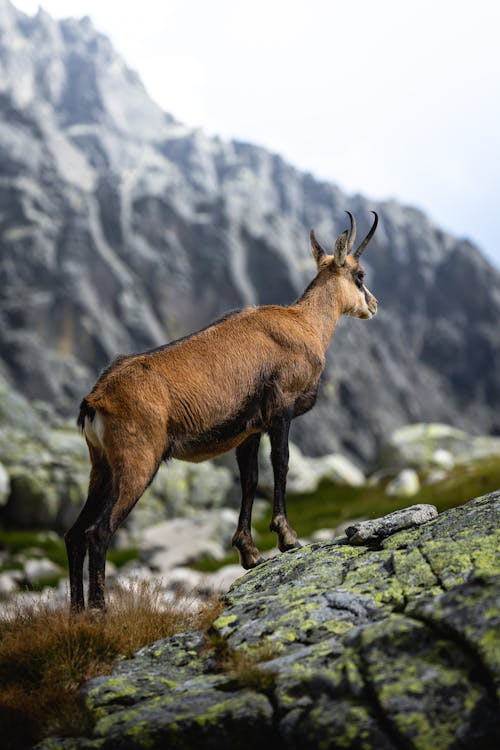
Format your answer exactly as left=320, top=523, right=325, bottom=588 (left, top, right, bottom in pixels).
left=294, top=272, right=343, bottom=351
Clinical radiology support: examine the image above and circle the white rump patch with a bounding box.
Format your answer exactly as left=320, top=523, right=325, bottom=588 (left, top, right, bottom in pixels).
left=83, top=411, right=106, bottom=449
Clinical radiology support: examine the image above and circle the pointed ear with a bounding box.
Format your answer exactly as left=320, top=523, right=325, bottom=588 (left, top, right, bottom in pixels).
left=333, top=229, right=348, bottom=267
left=310, top=229, right=327, bottom=267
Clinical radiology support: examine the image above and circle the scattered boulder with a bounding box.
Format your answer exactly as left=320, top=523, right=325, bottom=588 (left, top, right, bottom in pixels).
left=138, top=460, right=235, bottom=526
left=0, top=570, right=21, bottom=595
left=202, top=564, right=246, bottom=593
left=309, top=528, right=336, bottom=543
left=5, top=470, right=62, bottom=529
left=138, top=509, right=240, bottom=574
left=0, top=421, right=89, bottom=530
left=424, top=468, right=449, bottom=485
left=23, top=557, right=63, bottom=585
left=258, top=435, right=365, bottom=495
left=385, top=467, right=420, bottom=497
left=374, top=423, right=500, bottom=472
left=0, top=461, right=9, bottom=505
left=432, top=448, right=455, bottom=469
left=37, top=491, right=500, bottom=749
left=114, top=563, right=247, bottom=601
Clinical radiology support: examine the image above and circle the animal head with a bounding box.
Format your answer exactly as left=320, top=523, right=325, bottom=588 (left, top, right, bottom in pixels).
left=310, top=211, right=378, bottom=319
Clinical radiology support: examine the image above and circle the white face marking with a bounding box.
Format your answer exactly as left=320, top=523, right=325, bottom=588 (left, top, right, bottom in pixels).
left=83, top=411, right=105, bottom=448
left=344, top=280, right=377, bottom=319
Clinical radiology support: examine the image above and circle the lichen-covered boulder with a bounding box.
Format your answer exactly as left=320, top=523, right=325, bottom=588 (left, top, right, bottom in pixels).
left=147, top=460, right=234, bottom=516
left=5, top=468, right=61, bottom=528
left=0, top=426, right=89, bottom=529
left=36, top=491, right=500, bottom=750
left=0, top=375, right=91, bottom=527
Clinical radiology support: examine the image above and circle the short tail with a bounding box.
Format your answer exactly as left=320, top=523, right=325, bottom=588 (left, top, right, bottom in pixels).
left=77, top=398, right=96, bottom=431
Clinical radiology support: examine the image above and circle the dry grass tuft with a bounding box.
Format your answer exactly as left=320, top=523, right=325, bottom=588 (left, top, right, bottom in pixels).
left=0, top=581, right=224, bottom=750
left=205, top=630, right=278, bottom=694
left=220, top=644, right=278, bottom=693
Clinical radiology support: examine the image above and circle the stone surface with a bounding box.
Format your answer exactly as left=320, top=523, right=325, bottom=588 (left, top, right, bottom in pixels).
left=345, top=504, right=438, bottom=545
left=1, top=3, right=500, bottom=462
left=36, top=491, right=500, bottom=749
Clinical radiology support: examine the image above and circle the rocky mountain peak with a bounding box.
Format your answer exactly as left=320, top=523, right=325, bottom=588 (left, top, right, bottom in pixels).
left=0, top=0, right=172, bottom=139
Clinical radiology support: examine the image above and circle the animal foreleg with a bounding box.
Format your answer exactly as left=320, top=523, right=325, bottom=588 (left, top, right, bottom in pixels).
left=232, top=433, right=265, bottom=569
left=268, top=413, right=301, bottom=552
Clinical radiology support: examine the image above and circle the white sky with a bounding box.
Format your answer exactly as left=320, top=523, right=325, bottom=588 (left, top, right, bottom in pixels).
left=12, top=0, right=500, bottom=267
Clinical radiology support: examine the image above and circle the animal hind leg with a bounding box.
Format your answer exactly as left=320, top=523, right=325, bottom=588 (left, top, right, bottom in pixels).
left=65, top=447, right=112, bottom=613
left=268, top=413, right=301, bottom=552
left=86, top=447, right=161, bottom=611
left=232, top=433, right=264, bottom=569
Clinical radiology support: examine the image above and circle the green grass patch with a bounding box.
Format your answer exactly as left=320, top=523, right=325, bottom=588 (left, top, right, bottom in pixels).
left=0, top=530, right=138, bottom=573
left=0, top=531, right=67, bottom=567
left=107, top=546, right=139, bottom=569
left=0, top=562, right=23, bottom=574
left=30, top=574, right=64, bottom=592
left=412, top=457, right=500, bottom=509
left=194, top=553, right=237, bottom=573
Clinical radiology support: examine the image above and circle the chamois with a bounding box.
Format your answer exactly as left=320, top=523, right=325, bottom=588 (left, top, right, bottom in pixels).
left=66, top=211, right=378, bottom=611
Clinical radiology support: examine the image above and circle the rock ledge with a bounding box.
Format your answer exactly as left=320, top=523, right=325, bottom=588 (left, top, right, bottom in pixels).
left=38, top=491, right=500, bottom=750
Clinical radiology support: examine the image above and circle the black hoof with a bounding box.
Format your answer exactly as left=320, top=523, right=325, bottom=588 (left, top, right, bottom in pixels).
left=280, top=540, right=302, bottom=552
left=242, top=555, right=266, bottom=570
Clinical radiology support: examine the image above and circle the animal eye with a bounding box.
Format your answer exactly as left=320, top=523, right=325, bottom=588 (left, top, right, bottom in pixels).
left=355, top=273, right=364, bottom=288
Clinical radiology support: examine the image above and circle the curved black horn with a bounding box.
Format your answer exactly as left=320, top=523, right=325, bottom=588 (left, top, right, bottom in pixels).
left=353, top=211, right=378, bottom=258
left=345, top=211, right=357, bottom=252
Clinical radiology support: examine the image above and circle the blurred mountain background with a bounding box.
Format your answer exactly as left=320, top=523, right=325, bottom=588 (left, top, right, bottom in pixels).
left=1, top=0, right=499, bottom=464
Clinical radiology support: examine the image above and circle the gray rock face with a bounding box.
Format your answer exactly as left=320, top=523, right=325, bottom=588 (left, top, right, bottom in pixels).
left=1, top=1, right=500, bottom=461
left=35, top=491, right=500, bottom=750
